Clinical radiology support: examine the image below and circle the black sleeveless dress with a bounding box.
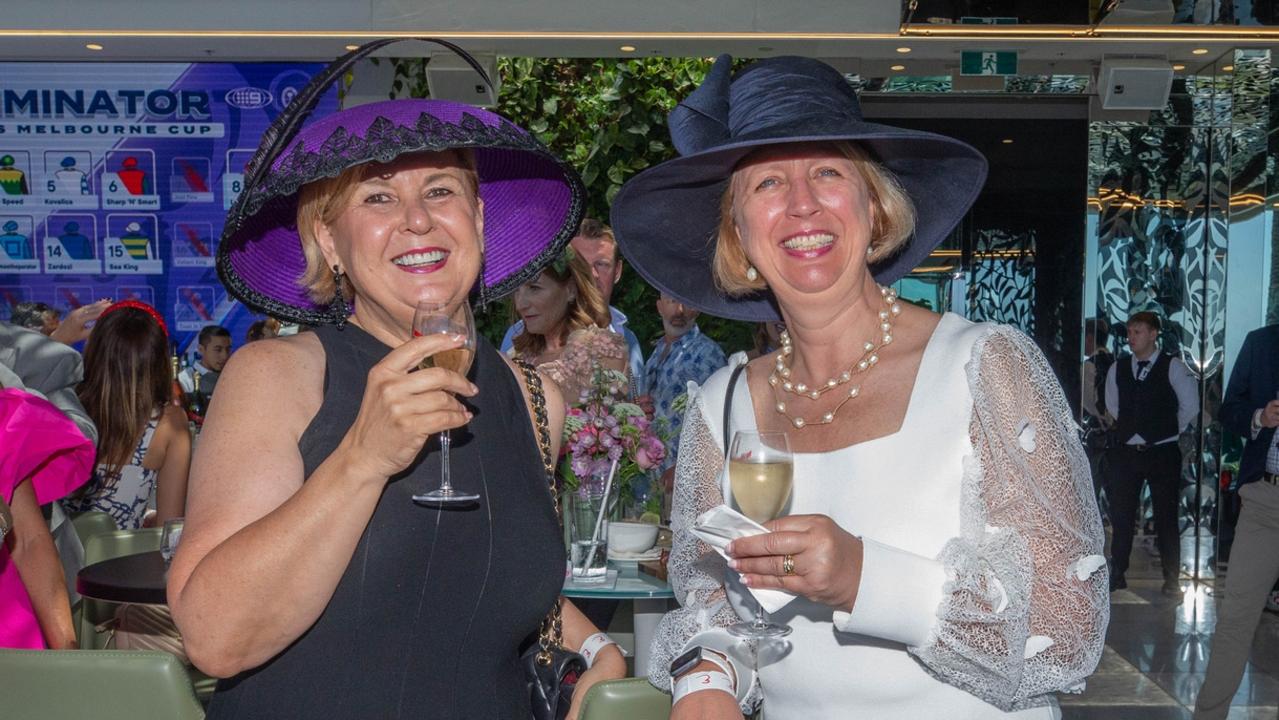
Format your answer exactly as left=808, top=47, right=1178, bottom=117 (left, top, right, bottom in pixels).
left=206, top=324, right=565, bottom=719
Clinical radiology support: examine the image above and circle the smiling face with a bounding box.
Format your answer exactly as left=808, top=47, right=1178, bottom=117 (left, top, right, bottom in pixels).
left=513, top=270, right=575, bottom=339
left=313, top=151, right=483, bottom=339
left=728, top=143, right=876, bottom=306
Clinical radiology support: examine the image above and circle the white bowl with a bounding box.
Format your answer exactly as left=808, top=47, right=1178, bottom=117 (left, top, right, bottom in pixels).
left=609, top=521, right=659, bottom=553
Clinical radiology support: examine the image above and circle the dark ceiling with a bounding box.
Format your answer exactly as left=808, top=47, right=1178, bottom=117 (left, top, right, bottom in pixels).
left=884, top=116, right=1089, bottom=217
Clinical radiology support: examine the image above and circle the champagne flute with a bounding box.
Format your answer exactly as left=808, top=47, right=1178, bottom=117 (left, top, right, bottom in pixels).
left=411, top=297, right=480, bottom=504
left=727, top=430, right=793, bottom=638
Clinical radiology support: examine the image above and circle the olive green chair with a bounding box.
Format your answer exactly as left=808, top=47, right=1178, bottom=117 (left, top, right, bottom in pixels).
left=69, top=510, right=118, bottom=546
left=579, top=678, right=672, bottom=720
left=79, top=528, right=163, bottom=650
left=77, top=527, right=219, bottom=701
left=0, top=648, right=204, bottom=719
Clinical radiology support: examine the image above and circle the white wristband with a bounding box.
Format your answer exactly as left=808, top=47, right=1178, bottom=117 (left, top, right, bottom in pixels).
left=672, top=671, right=734, bottom=705
left=698, top=649, right=736, bottom=688
left=579, top=632, right=618, bottom=669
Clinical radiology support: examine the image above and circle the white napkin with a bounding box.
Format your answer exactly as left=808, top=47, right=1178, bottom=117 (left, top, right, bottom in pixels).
left=692, top=504, right=796, bottom=614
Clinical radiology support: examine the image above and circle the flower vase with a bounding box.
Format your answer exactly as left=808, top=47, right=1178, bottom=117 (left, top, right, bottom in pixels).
left=566, top=470, right=619, bottom=583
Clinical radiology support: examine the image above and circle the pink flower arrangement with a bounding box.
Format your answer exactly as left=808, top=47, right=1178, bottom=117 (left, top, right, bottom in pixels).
left=561, top=368, right=666, bottom=507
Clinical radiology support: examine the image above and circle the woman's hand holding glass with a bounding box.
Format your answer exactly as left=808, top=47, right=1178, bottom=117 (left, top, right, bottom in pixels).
left=727, top=514, right=865, bottom=613
left=339, top=332, right=477, bottom=483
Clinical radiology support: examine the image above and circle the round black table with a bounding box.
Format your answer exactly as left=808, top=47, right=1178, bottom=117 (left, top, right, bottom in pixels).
left=77, top=550, right=168, bottom=604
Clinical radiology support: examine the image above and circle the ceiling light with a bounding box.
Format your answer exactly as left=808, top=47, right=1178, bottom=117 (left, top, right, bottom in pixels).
left=1222, top=64, right=1234, bottom=71
left=1172, top=63, right=1186, bottom=71
left=1191, top=48, right=1209, bottom=55
left=345, top=44, right=359, bottom=51
left=896, top=47, right=912, bottom=53
left=1001, top=138, right=1014, bottom=144
left=85, top=43, right=103, bottom=51
left=890, top=64, right=906, bottom=71
left=619, top=45, right=636, bottom=52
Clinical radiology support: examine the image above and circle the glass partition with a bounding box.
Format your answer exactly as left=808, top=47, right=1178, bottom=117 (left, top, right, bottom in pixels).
left=1085, top=48, right=1274, bottom=585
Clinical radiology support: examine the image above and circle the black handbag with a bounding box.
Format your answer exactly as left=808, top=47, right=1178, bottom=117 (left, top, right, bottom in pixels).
left=515, top=359, right=587, bottom=720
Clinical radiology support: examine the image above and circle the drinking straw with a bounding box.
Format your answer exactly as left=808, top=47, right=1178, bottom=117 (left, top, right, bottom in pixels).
left=579, top=457, right=619, bottom=576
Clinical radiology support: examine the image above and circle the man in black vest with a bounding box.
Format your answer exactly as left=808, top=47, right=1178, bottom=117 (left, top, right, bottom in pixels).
left=1104, top=311, right=1199, bottom=597
left=1194, top=322, right=1279, bottom=719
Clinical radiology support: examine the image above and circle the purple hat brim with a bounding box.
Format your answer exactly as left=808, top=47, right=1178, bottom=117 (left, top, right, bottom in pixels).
left=218, top=99, right=584, bottom=325
left=610, top=124, right=987, bottom=323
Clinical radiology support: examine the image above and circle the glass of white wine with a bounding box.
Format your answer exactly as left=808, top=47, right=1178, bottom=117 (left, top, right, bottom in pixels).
left=411, top=296, right=480, bottom=504
left=727, top=429, right=794, bottom=638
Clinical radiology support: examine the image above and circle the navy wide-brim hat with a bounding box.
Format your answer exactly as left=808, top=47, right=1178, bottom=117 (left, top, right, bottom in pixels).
left=218, top=40, right=584, bottom=326
left=610, top=55, right=988, bottom=322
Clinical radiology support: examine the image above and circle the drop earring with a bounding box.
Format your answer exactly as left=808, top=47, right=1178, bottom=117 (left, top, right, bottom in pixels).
left=330, top=264, right=350, bottom=328
left=745, top=266, right=759, bottom=282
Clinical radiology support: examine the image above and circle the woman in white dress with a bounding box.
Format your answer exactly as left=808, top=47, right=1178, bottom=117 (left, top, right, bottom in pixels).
left=610, top=55, right=1109, bottom=719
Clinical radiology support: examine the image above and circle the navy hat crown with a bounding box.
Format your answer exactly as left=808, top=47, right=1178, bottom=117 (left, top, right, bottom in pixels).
left=670, top=55, right=865, bottom=157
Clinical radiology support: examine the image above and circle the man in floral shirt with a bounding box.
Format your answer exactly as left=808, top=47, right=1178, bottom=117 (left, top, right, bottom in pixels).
left=642, top=293, right=727, bottom=473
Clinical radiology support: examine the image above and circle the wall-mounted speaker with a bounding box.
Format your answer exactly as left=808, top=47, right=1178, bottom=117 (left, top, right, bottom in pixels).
left=425, top=52, right=500, bottom=107
left=1097, top=58, right=1173, bottom=110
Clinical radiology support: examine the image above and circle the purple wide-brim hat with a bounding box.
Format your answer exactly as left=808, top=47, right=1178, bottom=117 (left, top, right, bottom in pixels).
left=219, top=98, right=584, bottom=325
left=610, top=55, right=987, bottom=323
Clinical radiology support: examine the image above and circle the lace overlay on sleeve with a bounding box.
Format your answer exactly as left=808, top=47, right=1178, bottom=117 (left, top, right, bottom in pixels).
left=648, top=385, right=762, bottom=712
left=535, top=326, right=628, bottom=403
left=908, top=325, right=1109, bottom=710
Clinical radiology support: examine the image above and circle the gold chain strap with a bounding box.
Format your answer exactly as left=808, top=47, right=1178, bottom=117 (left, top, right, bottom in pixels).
left=515, top=359, right=563, bottom=667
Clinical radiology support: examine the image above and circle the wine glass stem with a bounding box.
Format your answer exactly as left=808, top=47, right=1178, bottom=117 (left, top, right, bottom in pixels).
left=753, top=599, right=773, bottom=629
left=438, top=430, right=453, bottom=493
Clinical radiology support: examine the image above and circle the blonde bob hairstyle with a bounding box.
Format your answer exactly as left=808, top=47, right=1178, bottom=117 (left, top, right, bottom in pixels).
left=712, top=140, right=917, bottom=297
left=511, top=249, right=611, bottom=359
left=295, top=149, right=480, bottom=305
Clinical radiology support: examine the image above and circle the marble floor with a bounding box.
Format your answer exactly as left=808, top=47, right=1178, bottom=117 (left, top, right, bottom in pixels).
left=1058, top=538, right=1279, bottom=719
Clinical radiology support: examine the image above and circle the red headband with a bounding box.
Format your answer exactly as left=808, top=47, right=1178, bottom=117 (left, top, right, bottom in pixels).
left=98, top=300, right=168, bottom=338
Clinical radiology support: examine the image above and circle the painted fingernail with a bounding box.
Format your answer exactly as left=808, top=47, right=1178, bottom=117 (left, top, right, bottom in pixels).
left=740, top=574, right=751, bottom=587
left=725, top=541, right=735, bottom=556
left=469, top=383, right=479, bottom=394
left=728, top=559, right=740, bottom=570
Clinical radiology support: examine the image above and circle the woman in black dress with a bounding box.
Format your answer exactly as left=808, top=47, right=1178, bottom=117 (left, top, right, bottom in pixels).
left=167, top=54, right=624, bottom=718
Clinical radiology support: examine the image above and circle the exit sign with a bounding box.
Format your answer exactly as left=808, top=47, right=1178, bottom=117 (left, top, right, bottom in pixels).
left=960, top=51, right=1018, bottom=76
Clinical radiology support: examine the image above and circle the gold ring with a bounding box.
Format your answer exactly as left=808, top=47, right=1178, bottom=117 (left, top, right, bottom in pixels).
left=782, top=554, right=796, bottom=576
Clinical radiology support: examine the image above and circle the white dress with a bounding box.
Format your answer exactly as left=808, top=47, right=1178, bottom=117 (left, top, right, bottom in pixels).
left=650, top=313, right=1109, bottom=719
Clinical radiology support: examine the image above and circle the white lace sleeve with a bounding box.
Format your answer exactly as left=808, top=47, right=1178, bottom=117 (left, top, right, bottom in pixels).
left=907, top=325, right=1109, bottom=710
left=647, top=384, right=762, bottom=713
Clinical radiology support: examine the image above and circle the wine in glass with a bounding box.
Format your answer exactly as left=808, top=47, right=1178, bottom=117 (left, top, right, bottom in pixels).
left=727, top=429, right=793, bottom=638
left=411, top=297, right=480, bottom=504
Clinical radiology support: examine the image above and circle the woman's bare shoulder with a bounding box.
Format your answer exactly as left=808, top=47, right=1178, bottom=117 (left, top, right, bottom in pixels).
left=213, top=332, right=326, bottom=425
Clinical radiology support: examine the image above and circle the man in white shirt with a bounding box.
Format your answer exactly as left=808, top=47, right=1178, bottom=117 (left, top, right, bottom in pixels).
left=1103, top=311, right=1199, bottom=597
left=178, top=325, right=231, bottom=402
left=501, top=218, right=645, bottom=393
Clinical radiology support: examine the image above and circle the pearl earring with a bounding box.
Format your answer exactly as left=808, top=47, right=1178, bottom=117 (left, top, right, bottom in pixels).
left=866, top=245, right=874, bottom=257
left=746, top=266, right=759, bottom=282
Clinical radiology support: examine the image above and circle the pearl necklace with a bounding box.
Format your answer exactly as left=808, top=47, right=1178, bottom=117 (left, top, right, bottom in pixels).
left=768, top=286, right=901, bottom=429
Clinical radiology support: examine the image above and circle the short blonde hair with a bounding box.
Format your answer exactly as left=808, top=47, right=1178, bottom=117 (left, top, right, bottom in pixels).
left=295, top=150, right=480, bottom=304
left=712, top=141, right=917, bottom=297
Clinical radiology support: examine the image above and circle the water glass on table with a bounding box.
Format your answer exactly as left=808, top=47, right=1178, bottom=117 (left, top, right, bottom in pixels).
left=161, top=517, right=184, bottom=567
left=567, top=482, right=615, bottom=583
